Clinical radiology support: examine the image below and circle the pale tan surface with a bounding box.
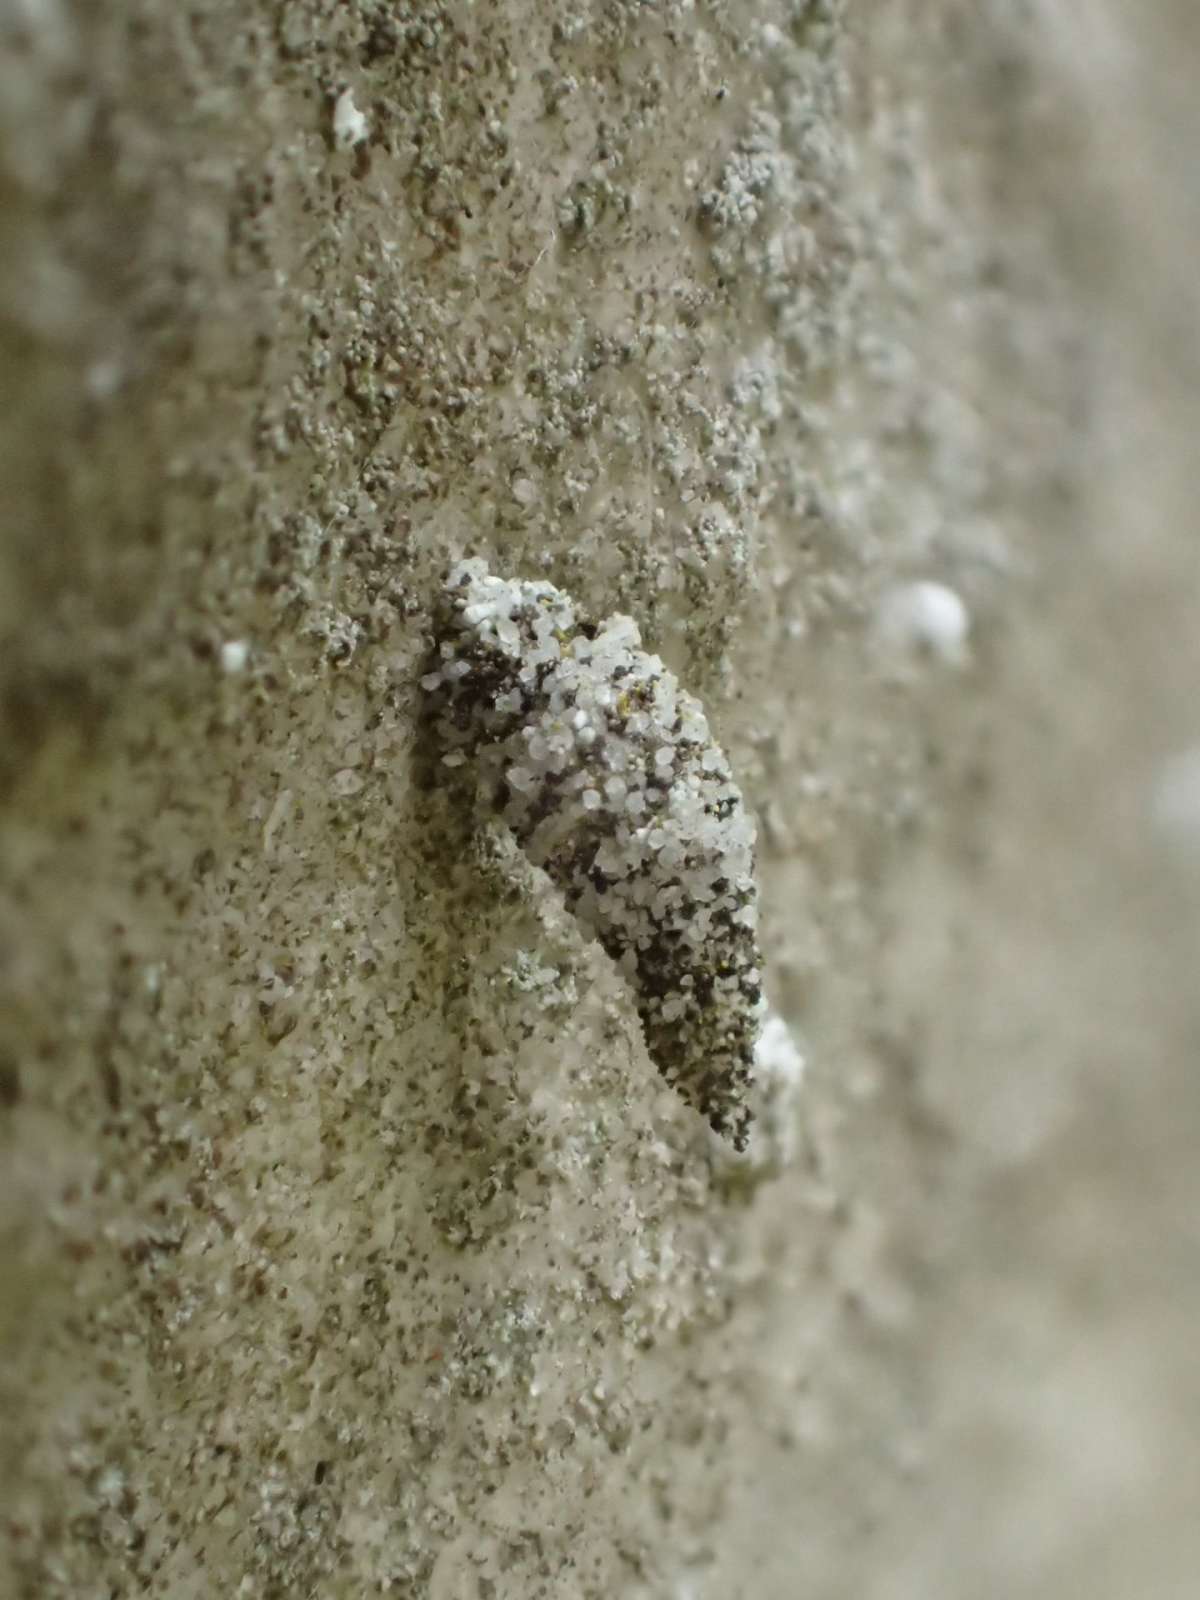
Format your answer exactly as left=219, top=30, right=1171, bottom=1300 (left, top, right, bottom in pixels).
left=2, top=2, right=1198, bottom=1596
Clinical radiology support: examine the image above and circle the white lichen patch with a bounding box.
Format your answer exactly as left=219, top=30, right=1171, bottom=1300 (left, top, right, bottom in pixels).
left=332, top=88, right=369, bottom=150
left=426, top=559, right=766, bottom=1149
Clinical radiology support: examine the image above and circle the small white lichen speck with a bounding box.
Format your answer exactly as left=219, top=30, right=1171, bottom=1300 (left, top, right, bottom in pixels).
left=426, top=560, right=765, bottom=1149
left=332, top=89, right=369, bottom=150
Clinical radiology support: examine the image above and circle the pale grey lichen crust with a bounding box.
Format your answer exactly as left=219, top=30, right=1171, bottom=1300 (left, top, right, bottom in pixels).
left=424, top=559, right=764, bottom=1149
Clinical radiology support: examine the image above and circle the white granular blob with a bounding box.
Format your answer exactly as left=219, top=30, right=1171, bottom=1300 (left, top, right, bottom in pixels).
left=755, top=1013, right=804, bottom=1086
left=219, top=639, right=250, bottom=674
left=426, top=559, right=766, bottom=1148
left=332, top=89, right=369, bottom=149
left=876, top=580, right=971, bottom=665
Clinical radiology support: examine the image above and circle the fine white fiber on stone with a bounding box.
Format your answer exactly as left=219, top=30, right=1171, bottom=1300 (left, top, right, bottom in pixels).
left=426, top=559, right=766, bottom=1149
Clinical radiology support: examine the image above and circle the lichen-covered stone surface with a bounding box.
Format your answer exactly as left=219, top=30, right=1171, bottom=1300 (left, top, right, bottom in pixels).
left=3, top=2, right=1199, bottom=1597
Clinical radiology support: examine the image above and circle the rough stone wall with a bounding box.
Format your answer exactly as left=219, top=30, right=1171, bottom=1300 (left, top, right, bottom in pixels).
left=2, top=2, right=1197, bottom=1597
